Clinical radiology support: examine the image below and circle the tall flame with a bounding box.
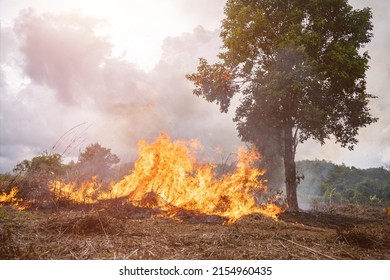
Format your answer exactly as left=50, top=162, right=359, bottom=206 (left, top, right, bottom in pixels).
left=3, top=134, right=283, bottom=222
left=109, top=133, right=282, bottom=222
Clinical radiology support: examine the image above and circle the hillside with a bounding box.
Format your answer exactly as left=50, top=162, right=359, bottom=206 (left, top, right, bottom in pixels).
left=296, top=160, right=390, bottom=209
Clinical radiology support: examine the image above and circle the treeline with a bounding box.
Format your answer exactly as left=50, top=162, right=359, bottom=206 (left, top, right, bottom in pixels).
left=297, top=160, right=390, bottom=208
left=0, top=143, right=132, bottom=204
left=1, top=146, right=389, bottom=209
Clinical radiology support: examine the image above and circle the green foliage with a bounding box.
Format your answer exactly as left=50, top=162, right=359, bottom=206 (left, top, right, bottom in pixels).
left=322, top=165, right=390, bottom=206
left=0, top=173, right=15, bottom=193
left=2, top=143, right=120, bottom=204
left=187, top=0, right=376, bottom=209
left=13, top=152, right=64, bottom=177
left=9, top=152, right=65, bottom=201
left=0, top=209, right=7, bottom=219
left=188, top=0, right=376, bottom=151
left=297, top=160, right=390, bottom=207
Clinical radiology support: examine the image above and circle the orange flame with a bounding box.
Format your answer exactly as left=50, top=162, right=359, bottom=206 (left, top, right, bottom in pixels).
left=49, top=176, right=108, bottom=204
left=4, top=133, right=283, bottom=222
left=109, top=133, right=282, bottom=222
left=0, top=187, right=29, bottom=210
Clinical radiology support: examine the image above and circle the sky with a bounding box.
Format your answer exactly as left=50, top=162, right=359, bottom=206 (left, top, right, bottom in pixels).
left=0, top=0, right=389, bottom=173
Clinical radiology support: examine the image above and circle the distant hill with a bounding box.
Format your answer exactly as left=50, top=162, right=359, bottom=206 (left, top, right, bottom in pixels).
left=296, top=160, right=390, bottom=209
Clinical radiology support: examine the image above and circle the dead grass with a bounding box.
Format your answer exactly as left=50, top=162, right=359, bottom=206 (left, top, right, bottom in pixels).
left=0, top=205, right=389, bottom=260
left=336, top=224, right=390, bottom=249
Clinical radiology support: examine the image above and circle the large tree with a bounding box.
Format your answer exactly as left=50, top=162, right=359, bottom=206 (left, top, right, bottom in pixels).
left=186, top=0, right=377, bottom=210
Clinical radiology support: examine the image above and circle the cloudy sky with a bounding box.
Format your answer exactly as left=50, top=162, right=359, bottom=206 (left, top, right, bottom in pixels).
left=0, top=0, right=389, bottom=173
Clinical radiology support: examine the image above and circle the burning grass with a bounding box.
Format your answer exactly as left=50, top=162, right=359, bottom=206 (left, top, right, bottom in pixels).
left=0, top=188, right=28, bottom=210
left=1, top=134, right=388, bottom=260
left=1, top=134, right=283, bottom=222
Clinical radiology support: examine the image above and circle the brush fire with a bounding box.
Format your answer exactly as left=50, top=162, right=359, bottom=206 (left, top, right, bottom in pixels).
left=0, top=133, right=283, bottom=223
left=1, top=134, right=389, bottom=260
left=0, top=187, right=29, bottom=211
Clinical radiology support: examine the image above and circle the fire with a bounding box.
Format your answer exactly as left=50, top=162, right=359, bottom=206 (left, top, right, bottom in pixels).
left=109, top=133, right=282, bottom=222
left=3, top=134, right=284, bottom=222
left=0, top=187, right=20, bottom=204
left=0, top=187, right=29, bottom=210
left=50, top=176, right=108, bottom=204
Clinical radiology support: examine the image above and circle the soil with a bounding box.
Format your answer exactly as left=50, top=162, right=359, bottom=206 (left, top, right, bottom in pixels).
left=0, top=204, right=389, bottom=260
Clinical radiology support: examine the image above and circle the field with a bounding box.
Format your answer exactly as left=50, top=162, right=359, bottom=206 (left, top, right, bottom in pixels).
left=1, top=204, right=389, bottom=260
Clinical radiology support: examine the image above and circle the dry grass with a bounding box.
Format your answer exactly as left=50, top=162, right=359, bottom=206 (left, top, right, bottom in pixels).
left=336, top=224, right=390, bottom=249
left=0, top=205, right=389, bottom=260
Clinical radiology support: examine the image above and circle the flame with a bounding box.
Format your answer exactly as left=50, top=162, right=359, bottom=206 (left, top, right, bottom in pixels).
left=109, top=133, right=282, bottom=222
left=49, top=176, right=109, bottom=204
left=0, top=187, right=29, bottom=210
left=0, top=187, right=20, bottom=204
left=4, top=133, right=283, bottom=222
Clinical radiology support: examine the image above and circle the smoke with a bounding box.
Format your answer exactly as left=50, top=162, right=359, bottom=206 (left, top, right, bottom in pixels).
left=295, top=160, right=335, bottom=210
left=13, top=9, right=112, bottom=105
left=0, top=9, right=240, bottom=172
left=1, top=1, right=389, bottom=175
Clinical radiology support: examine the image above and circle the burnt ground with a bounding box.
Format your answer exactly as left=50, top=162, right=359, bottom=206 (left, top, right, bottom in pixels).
left=0, top=204, right=389, bottom=260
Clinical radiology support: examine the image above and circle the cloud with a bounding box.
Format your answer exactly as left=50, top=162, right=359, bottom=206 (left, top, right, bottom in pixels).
left=0, top=9, right=241, bottom=172
left=13, top=8, right=112, bottom=104
left=174, top=0, right=226, bottom=30
left=100, top=25, right=241, bottom=161
left=149, top=26, right=240, bottom=149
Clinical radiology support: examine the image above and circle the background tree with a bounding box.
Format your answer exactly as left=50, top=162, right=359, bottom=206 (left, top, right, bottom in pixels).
left=187, top=0, right=376, bottom=210
left=77, top=143, right=120, bottom=181
left=12, top=152, right=64, bottom=200
left=13, top=153, right=64, bottom=177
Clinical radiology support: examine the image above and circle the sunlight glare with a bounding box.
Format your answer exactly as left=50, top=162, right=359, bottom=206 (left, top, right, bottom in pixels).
left=68, top=0, right=180, bottom=70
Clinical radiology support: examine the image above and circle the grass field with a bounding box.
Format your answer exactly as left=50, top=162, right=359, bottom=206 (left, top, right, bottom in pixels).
left=1, top=204, right=389, bottom=260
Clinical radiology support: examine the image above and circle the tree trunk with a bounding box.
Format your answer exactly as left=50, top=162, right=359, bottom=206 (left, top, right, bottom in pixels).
left=283, top=123, right=299, bottom=211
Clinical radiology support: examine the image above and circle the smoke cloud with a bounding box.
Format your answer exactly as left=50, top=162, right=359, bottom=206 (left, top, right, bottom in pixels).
left=1, top=0, right=389, bottom=175
left=0, top=9, right=240, bottom=172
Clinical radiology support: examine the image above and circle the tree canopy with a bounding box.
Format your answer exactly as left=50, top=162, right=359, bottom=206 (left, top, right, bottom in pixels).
left=78, top=143, right=120, bottom=179
left=187, top=0, right=377, bottom=210
left=13, top=152, right=64, bottom=177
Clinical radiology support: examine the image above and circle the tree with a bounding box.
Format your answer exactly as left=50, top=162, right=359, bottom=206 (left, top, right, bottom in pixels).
left=186, top=0, right=377, bottom=211
left=78, top=143, right=120, bottom=179
left=13, top=152, right=64, bottom=177
left=12, top=152, right=65, bottom=200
